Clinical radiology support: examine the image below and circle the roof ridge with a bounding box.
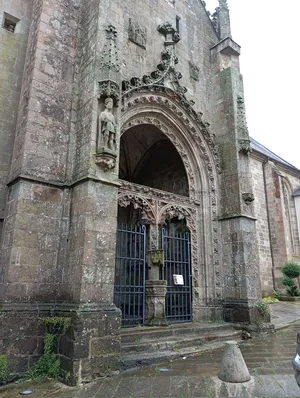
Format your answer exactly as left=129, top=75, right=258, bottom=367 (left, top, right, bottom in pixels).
left=250, top=136, right=299, bottom=171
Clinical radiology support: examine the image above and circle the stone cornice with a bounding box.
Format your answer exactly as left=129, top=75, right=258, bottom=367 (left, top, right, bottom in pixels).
left=6, top=175, right=121, bottom=190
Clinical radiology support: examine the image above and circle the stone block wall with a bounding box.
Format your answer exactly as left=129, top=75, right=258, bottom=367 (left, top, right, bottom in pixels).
left=0, top=180, right=65, bottom=302
left=250, top=153, right=300, bottom=294
left=72, top=0, right=99, bottom=181
left=0, top=0, right=33, bottom=243
left=67, top=180, right=119, bottom=304
left=249, top=156, right=273, bottom=295
left=10, top=0, right=79, bottom=183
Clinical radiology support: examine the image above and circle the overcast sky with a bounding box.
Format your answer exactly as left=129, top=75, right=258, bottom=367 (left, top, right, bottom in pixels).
left=205, top=0, right=300, bottom=169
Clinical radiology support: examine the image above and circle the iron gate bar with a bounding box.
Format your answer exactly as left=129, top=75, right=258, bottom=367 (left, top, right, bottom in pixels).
left=114, top=224, right=146, bottom=327
left=162, top=229, right=192, bottom=323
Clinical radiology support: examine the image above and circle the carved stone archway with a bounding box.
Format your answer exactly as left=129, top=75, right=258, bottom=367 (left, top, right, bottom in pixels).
left=118, top=87, right=222, bottom=318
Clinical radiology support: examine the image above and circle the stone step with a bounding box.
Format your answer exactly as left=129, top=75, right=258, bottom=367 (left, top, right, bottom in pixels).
left=121, top=339, right=240, bottom=371
left=120, top=322, right=242, bottom=371
left=121, top=329, right=240, bottom=354
left=121, top=322, right=234, bottom=344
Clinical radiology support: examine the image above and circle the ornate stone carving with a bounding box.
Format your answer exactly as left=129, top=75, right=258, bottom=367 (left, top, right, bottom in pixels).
left=121, top=92, right=221, bottom=176
left=120, top=180, right=199, bottom=206
left=122, top=44, right=182, bottom=98
left=237, top=95, right=249, bottom=139
left=98, top=81, right=120, bottom=102
left=189, top=62, right=200, bottom=81
left=238, top=139, right=252, bottom=155
left=95, top=154, right=116, bottom=171
left=128, top=19, right=146, bottom=49
left=98, top=25, right=121, bottom=102
left=118, top=179, right=220, bottom=304
left=242, top=193, right=255, bottom=205
left=98, top=98, right=116, bottom=152
left=96, top=97, right=117, bottom=171
left=121, top=115, right=197, bottom=198
left=96, top=25, right=121, bottom=171
left=118, top=193, right=155, bottom=224
left=121, top=23, right=220, bottom=174
left=157, top=22, right=180, bottom=43
left=120, top=23, right=222, bottom=303
left=158, top=204, right=191, bottom=224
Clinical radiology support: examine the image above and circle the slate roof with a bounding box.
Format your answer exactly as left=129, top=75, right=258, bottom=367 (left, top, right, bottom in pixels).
left=293, top=188, right=300, bottom=196
left=250, top=137, right=299, bottom=171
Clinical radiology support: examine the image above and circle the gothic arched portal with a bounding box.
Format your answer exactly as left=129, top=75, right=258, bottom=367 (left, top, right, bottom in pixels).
left=114, top=88, right=221, bottom=327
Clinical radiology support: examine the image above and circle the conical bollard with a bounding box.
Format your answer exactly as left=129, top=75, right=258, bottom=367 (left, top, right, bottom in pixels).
left=218, top=341, right=251, bottom=383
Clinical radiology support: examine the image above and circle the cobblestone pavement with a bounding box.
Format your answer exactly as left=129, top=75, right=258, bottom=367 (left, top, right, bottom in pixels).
left=1, top=303, right=300, bottom=398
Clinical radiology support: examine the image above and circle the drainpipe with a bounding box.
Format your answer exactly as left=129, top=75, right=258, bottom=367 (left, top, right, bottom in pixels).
left=262, top=160, right=276, bottom=291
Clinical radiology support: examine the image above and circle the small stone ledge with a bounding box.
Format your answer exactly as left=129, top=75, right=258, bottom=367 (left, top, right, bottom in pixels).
left=210, top=37, right=241, bottom=56
left=218, top=213, right=257, bottom=221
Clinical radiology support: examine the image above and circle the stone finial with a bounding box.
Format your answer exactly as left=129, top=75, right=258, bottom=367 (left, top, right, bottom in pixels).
left=98, top=25, right=121, bottom=102
left=218, top=341, right=251, bottom=383
left=100, top=25, right=120, bottom=73
left=218, top=0, right=231, bottom=39
left=219, top=0, right=229, bottom=9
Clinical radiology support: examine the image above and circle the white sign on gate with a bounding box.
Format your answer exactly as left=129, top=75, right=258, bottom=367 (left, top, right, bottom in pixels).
left=173, top=274, right=184, bottom=285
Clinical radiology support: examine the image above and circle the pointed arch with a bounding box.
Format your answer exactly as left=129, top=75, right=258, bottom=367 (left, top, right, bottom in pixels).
left=120, top=87, right=222, bottom=313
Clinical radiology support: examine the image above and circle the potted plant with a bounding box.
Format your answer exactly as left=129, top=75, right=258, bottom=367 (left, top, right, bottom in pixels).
left=276, top=262, right=300, bottom=301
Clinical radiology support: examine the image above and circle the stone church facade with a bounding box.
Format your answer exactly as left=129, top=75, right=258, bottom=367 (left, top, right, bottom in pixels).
left=0, top=0, right=299, bottom=384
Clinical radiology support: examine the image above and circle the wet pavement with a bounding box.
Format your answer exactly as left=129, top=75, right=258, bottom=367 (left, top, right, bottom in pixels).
left=1, top=302, right=300, bottom=398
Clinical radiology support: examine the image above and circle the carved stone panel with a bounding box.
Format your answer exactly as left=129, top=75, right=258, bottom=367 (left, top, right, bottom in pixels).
left=128, top=19, right=146, bottom=49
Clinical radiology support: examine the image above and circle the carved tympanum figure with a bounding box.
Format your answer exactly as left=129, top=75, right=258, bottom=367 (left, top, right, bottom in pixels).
left=98, top=97, right=116, bottom=152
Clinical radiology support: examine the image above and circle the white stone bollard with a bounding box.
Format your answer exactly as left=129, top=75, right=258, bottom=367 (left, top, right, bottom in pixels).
left=218, top=341, right=251, bottom=383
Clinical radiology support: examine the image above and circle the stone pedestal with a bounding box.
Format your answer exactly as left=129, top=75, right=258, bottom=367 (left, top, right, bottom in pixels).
left=144, top=280, right=168, bottom=327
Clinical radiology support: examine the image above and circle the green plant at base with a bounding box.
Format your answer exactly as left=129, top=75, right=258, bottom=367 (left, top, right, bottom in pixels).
left=281, top=276, right=300, bottom=297
left=282, top=276, right=296, bottom=287
left=30, top=334, right=60, bottom=380
left=38, top=317, right=71, bottom=333
left=256, top=299, right=269, bottom=317
left=0, top=355, right=9, bottom=383
left=273, top=290, right=285, bottom=298
left=282, top=262, right=300, bottom=278
left=281, top=262, right=300, bottom=297
left=263, top=296, right=279, bottom=303
left=286, top=286, right=300, bottom=297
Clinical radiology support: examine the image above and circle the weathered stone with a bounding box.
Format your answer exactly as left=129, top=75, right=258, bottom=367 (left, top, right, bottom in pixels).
left=0, top=0, right=300, bottom=386
left=218, top=341, right=251, bottom=383
left=145, top=280, right=168, bottom=327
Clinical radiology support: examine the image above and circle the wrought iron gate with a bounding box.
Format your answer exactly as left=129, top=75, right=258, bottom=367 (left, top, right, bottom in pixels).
left=114, top=225, right=192, bottom=327
left=162, top=229, right=192, bottom=323
left=114, top=224, right=146, bottom=327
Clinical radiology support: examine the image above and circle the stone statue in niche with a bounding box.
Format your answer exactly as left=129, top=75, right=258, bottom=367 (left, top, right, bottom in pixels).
left=128, top=19, right=146, bottom=49
left=98, top=97, right=116, bottom=153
